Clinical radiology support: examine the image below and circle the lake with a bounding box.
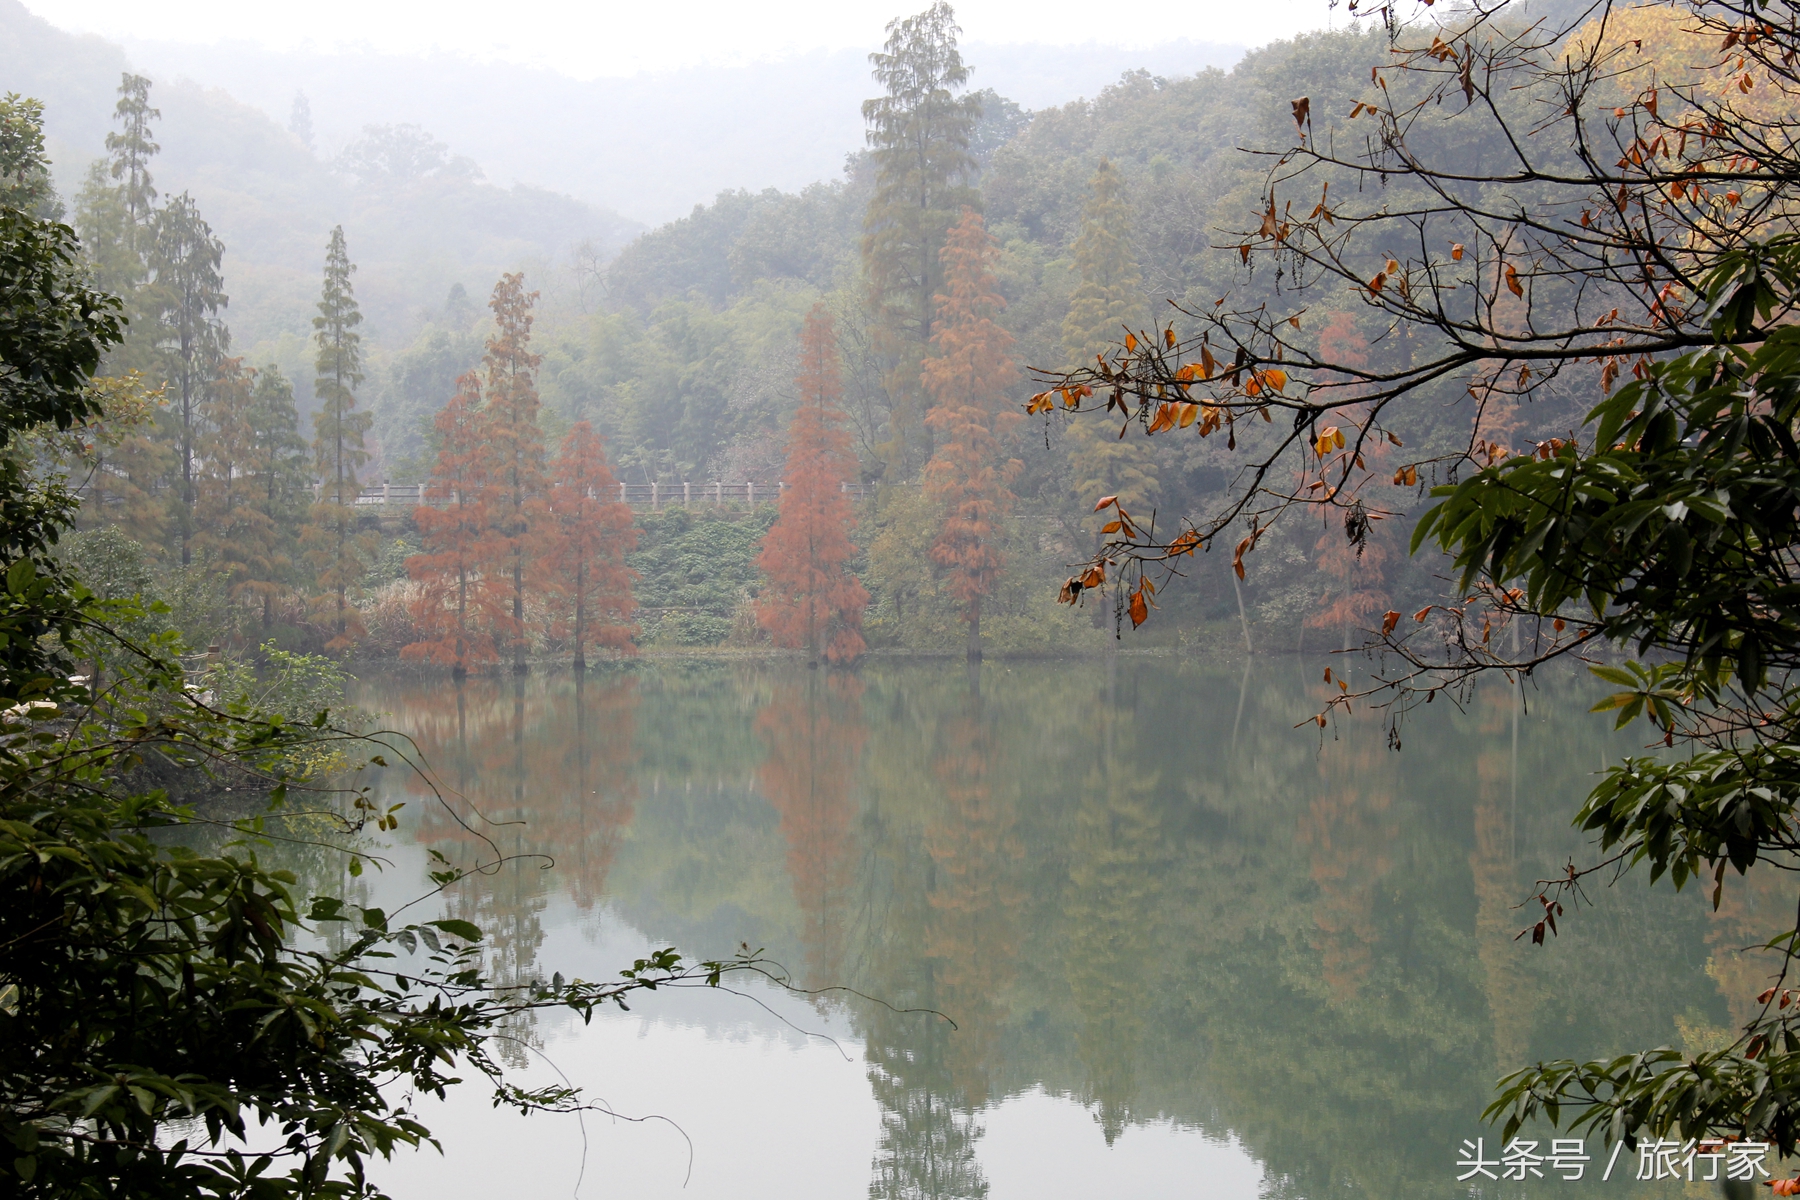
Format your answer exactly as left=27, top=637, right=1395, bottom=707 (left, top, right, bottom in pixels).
left=334, top=655, right=1757, bottom=1200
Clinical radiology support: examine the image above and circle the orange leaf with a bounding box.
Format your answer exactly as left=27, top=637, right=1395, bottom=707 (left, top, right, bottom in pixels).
left=1369, top=272, right=1386, bottom=294
left=1323, top=667, right=1333, bottom=683
left=1094, top=495, right=1118, bottom=511
left=1382, top=610, right=1401, bottom=634
left=1451, top=242, right=1464, bottom=261
left=1263, top=368, right=1289, bottom=391
left=1553, top=617, right=1566, bottom=632
left=1414, top=606, right=1433, bottom=622
left=1125, top=333, right=1138, bottom=352
left=1164, top=327, right=1176, bottom=348
left=1178, top=402, right=1200, bottom=428
left=1505, top=262, right=1524, bottom=297
left=1129, top=590, right=1149, bottom=627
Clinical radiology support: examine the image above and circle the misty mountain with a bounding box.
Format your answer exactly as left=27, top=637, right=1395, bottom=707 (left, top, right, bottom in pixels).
left=109, top=36, right=1248, bottom=225
left=0, top=0, right=642, bottom=355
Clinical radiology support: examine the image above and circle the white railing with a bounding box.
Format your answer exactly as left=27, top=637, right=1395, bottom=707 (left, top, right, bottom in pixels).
left=319, top=481, right=867, bottom=510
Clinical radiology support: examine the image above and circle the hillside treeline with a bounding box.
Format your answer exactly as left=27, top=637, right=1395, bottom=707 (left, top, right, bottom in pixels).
left=31, top=3, right=1606, bottom=660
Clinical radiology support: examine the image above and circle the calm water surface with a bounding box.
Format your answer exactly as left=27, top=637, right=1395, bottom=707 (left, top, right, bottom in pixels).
left=334, top=657, right=1757, bottom=1200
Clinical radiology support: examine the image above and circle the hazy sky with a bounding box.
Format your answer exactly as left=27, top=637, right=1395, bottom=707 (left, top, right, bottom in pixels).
left=22, top=0, right=1336, bottom=78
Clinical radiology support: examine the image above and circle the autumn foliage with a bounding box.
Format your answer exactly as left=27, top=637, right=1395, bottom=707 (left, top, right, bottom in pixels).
left=546, top=421, right=638, bottom=665
left=406, top=372, right=503, bottom=674
left=921, top=208, right=1022, bottom=659
left=479, top=273, right=549, bottom=672
left=756, top=305, right=869, bottom=663
left=404, top=277, right=637, bottom=671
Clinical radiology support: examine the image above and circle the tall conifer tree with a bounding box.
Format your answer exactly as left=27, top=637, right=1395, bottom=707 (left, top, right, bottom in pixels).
left=148, top=194, right=228, bottom=563
left=1061, top=159, right=1157, bottom=531
left=546, top=422, right=637, bottom=668
left=862, top=1, right=981, bottom=481
left=303, top=226, right=375, bottom=649
left=478, top=273, right=547, bottom=674
left=192, top=358, right=271, bottom=631
left=106, top=73, right=158, bottom=233
left=243, top=364, right=309, bottom=629
left=756, top=305, right=869, bottom=664
left=921, top=209, right=1021, bottom=661
left=406, top=372, right=502, bottom=676
left=76, top=75, right=161, bottom=378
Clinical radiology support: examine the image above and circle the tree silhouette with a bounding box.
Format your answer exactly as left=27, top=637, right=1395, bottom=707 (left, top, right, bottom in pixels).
left=479, top=273, right=547, bottom=673
left=406, top=371, right=502, bottom=676
left=921, top=208, right=1021, bottom=661
left=546, top=420, right=638, bottom=667
left=756, top=305, right=869, bottom=664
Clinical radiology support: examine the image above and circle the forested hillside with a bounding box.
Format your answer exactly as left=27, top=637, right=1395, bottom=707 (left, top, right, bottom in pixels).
left=14, top=0, right=1569, bottom=659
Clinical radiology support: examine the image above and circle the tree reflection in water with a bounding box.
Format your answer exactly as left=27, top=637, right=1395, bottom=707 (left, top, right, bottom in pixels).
left=352, top=659, right=1736, bottom=1200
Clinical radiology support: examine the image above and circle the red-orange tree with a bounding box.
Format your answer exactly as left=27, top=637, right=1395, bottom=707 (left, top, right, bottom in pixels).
left=921, top=208, right=1021, bottom=661
left=546, top=420, right=638, bottom=667
left=405, top=372, right=502, bottom=676
left=479, top=273, right=547, bottom=674
left=756, top=305, right=869, bottom=664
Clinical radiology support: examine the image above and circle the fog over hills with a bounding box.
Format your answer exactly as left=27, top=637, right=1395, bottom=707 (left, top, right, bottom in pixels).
left=114, top=37, right=1247, bottom=225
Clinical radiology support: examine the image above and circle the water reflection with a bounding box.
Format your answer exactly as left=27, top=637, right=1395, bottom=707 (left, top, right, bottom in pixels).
left=351, top=658, right=1758, bottom=1200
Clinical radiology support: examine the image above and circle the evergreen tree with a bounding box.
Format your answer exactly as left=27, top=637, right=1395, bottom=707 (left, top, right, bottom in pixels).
left=756, top=304, right=869, bottom=664
left=1060, top=159, right=1157, bottom=531
left=0, top=93, right=62, bottom=219
left=921, top=209, right=1020, bottom=661
left=147, top=193, right=228, bottom=564
left=302, top=225, right=375, bottom=650
left=862, top=1, right=982, bottom=481
left=406, top=372, right=502, bottom=675
left=75, top=75, right=161, bottom=378
left=478, top=273, right=547, bottom=673
left=242, top=364, right=310, bottom=629
left=105, top=73, right=158, bottom=233
left=545, top=421, right=637, bottom=667
left=191, top=358, right=269, bottom=634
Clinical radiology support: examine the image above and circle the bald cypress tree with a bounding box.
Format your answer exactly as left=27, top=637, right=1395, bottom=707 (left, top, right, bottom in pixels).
left=921, top=209, right=1021, bottom=662
left=478, top=273, right=548, bottom=674
left=862, top=1, right=982, bottom=482
left=1061, top=159, right=1156, bottom=533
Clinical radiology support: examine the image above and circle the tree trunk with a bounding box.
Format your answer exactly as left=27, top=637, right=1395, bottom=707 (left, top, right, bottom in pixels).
left=573, top=562, right=587, bottom=671
left=966, top=597, right=982, bottom=662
